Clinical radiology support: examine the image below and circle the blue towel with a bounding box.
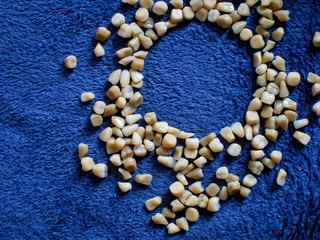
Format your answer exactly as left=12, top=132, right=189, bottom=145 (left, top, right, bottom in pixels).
left=0, top=0, right=319, bottom=239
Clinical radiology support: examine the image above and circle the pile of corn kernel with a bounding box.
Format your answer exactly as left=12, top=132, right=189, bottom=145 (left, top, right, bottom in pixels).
left=65, top=0, right=320, bottom=235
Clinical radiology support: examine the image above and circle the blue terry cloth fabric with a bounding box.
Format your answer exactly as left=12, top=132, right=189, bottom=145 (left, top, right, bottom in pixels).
left=0, top=0, right=319, bottom=239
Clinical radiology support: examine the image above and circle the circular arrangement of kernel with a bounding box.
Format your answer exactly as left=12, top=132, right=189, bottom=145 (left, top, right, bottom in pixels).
left=71, top=0, right=320, bottom=235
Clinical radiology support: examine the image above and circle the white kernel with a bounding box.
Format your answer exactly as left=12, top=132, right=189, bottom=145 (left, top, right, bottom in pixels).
left=117, top=24, right=132, bottom=38
left=162, top=207, right=176, bottom=218
left=197, top=193, right=209, bottom=208
left=190, top=0, right=203, bottom=12
left=244, top=124, right=253, bottom=141
left=92, top=163, right=108, bottom=178
left=250, top=150, right=264, bottom=161
left=135, top=173, right=152, bottom=185
left=240, top=186, right=251, bottom=198
left=174, top=158, right=188, bottom=172
left=272, top=56, right=286, bottom=71
left=260, top=105, right=273, bottom=119
left=111, top=13, right=125, bottom=27
left=308, top=73, right=320, bottom=84
left=220, top=127, right=235, bottom=143
left=248, top=160, right=264, bottom=175
left=207, top=9, right=220, bottom=23
left=232, top=21, right=247, bottom=34
left=98, top=127, right=112, bottom=142
left=130, top=22, right=144, bottom=38
left=122, top=157, right=137, bottom=172
left=248, top=98, right=262, bottom=111
left=116, top=47, right=133, bottom=59
left=128, top=37, right=141, bottom=52
left=188, top=181, right=203, bottom=194
left=261, top=0, right=271, bottom=6
left=78, top=143, right=88, bottom=159
left=246, top=0, right=259, bottom=7
left=133, top=144, right=147, bottom=157
left=238, top=3, right=250, bottom=16
left=186, top=168, right=203, bottom=179
left=263, top=41, right=276, bottom=53
left=216, top=14, right=233, bottom=28
left=272, top=27, right=285, bottom=42
left=246, top=111, right=260, bottom=125
left=185, top=138, right=199, bottom=149
left=171, top=9, right=184, bottom=23
left=253, top=86, right=266, bottom=98
left=176, top=172, right=188, bottom=185
left=207, top=197, right=220, bottom=212
left=122, top=0, right=138, bottom=5
left=286, top=72, right=301, bottom=87
left=256, top=64, right=268, bottom=75
left=199, top=147, right=214, bottom=160
left=265, top=129, right=279, bottom=141
left=158, top=156, right=175, bottom=168
left=293, top=131, right=311, bottom=145
left=145, top=196, right=162, bottom=211
left=183, top=6, right=195, bottom=20
left=118, top=167, right=132, bottom=180
left=195, top=8, right=208, bottom=22
left=181, top=164, right=195, bottom=175
left=261, top=91, right=275, bottom=105
left=250, top=34, right=265, bottom=49
left=95, top=27, right=111, bottom=42
left=81, top=157, right=94, bottom=172
left=218, top=186, right=228, bottom=201
left=154, top=21, right=167, bottom=36
left=152, top=213, right=168, bottom=225
left=193, top=156, right=207, bottom=168
left=276, top=169, right=287, bottom=186
left=170, top=181, right=185, bottom=197
left=294, top=119, right=309, bottom=129
left=176, top=217, right=189, bottom=231
left=90, top=114, right=103, bottom=127
left=139, top=35, right=153, bottom=49
left=118, top=182, right=132, bottom=193
left=80, top=92, right=95, bottom=102
left=216, top=166, right=229, bottom=179
left=269, top=0, right=284, bottom=11
left=242, top=174, right=257, bottom=188
left=178, top=131, right=195, bottom=139
left=185, top=207, right=199, bottom=222
left=167, top=223, right=181, bottom=234
left=64, top=55, right=77, bottom=69
left=206, top=183, right=219, bottom=197
left=262, top=157, right=276, bottom=169
left=312, top=84, right=320, bottom=96
left=313, top=31, right=320, bottom=47
left=239, top=28, right=253, bottom=41
left=170, top=0, right=183, bottom=8
left=133, top=50, right=148, bottom=59
left=259, top=17, right=274, bottom=29
left=227, top=181, right=240, bottom=195
left=209, top=137, right=224, bottom=153
left=251, top=135, right=268, bottom=149
left=225, top=174, right=240, bottom=183
left=153, top=121, right=168, bottom=133
left=274, top=10, right=290, bottom=22
left=216, top=2, right=234, bottom=13
left=93, top=101, right=106, bottom=115
left=186, top=195, right=199, bottom=206
left=171, top=199, right=186, bottom=212
left=257, top=6, right=272, bottom=20
left=227, top=143, right=242, bottom=157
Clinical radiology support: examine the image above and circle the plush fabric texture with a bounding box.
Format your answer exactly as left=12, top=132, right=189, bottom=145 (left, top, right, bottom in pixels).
left=0, top=0, right=319, bottom=239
